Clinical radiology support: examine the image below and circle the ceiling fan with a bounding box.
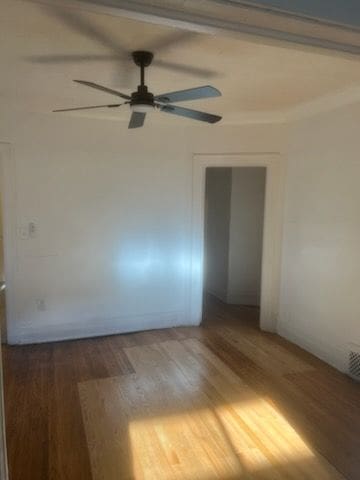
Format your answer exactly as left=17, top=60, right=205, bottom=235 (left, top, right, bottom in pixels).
left=53, top=50, right=222, bottom=129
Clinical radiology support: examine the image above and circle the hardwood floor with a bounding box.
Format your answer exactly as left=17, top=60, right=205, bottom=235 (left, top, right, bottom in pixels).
left=2, top=296, right=360, bottom=479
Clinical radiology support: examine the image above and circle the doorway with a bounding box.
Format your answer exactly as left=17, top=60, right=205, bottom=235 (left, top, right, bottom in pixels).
left=190, top=154, right=286, bottom=333
left=204, top=166, right=266, bottom=325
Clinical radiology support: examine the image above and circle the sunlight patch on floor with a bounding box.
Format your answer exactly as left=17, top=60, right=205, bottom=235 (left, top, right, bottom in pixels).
left=79, top=338, right=345, bottom=480
left=129, top=399, right=315, bottom=479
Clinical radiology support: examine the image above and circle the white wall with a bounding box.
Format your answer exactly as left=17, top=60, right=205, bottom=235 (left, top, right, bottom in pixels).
left=227, top=167, right=266, bottom=306
left=205, top=168, right=232, bottom=301
left=279, top=102, right=360, bottom=372
left=6, top=100, right=358, bottom=374
left=0, top=108, right=286, bottom=344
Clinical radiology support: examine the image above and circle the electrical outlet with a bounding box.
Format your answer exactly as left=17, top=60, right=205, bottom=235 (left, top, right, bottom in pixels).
left=35, top=299, right=46, bottom=311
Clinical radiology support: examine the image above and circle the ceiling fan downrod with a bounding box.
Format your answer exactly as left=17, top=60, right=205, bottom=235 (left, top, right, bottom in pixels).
left=132, top=50, right=154, bottom=87
left=130, top=51, right=155, bottom=111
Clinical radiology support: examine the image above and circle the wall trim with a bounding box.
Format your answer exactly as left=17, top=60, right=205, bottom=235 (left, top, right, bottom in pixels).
left=205, top=289, right=228, bottom=304
left=10, top=310, right=188, bottom=344
left=278, top=320, right=347, bottom=373
left=190, top=153, right=286, bottom=332
left=226, top=293, right=259, bottom=306
left=286, top=85, right=360, bottom=122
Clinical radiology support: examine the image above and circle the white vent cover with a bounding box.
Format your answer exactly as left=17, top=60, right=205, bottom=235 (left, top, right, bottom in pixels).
left=348, top=343, right=360, bottom=382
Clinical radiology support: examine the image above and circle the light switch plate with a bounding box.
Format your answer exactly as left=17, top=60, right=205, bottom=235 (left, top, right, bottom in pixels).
left=18, top=226, right=29, bottom=240
left=29, top=222, right=36, bottom=238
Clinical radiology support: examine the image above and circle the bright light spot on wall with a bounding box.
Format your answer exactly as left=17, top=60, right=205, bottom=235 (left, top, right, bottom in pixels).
left=117, top=243, right=192, bottom=281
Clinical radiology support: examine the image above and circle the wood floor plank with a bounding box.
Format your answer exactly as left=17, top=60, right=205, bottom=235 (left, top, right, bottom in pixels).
left=79, top=338, right=346, bottom=479
left=214, top=324, right=314, bottom=375
left=4, top=345, right=51, bottom=480
left=178, top=339, right=345, bottom=480
left=48, top=342, right=92, bottom=480
left=2, top=296, right=359, bottom=479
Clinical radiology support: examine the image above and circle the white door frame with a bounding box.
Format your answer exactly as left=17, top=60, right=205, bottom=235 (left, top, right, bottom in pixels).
left=0, top=142, right=12, bottom=480
left=190, top=153, right=286, bottom=332
left=0, top=144, right=17, bottom=345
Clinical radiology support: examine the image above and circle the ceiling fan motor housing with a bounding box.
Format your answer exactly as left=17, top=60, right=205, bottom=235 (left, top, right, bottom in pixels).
left=130, top=85, right=154, bottom=108
left=132, top=51, right=154, bottom=68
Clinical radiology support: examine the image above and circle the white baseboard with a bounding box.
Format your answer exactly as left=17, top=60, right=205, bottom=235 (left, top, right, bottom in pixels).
left=206, top=290, right=260, bottom=307
left=205, top=289, right=228, bottom=303
left=226, top=293, right=259, bottom=306
left=8, top=310, right=189, bottom=345
left=277, top=320, right=347, bottom=373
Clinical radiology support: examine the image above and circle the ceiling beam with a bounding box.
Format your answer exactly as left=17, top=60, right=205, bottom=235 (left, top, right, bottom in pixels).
left=230, top=1, right=360, bottom=29
left=32, top=0, right=360, bottom=56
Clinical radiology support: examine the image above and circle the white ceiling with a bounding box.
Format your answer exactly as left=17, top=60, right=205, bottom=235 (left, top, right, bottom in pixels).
left=2, top=0, right=360, bottom=124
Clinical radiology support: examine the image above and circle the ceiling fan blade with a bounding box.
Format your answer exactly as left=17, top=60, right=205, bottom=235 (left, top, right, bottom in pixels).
left=153, top=60, right=218, bottom=79
left=148, top=31, right=197, bottom=54
left=128, top=112, right=146, bottom=129
left=28, top=53, right=122, bottom=64
left=74, top=80, right=131, bottom=100
left=155, top=85, right=221, bottom=104
left=42, top=5, right=134, bottom=87
left=157, top=104, right=221, bottom=124
left=53, top=103, right=124, bottom=112
left=43, top=5, right=127, bottom=55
